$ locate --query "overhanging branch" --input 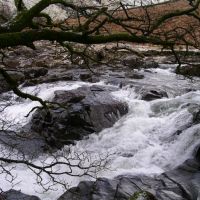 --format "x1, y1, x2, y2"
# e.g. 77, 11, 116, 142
0, 29, 174, 49
0, 68, 47, 108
